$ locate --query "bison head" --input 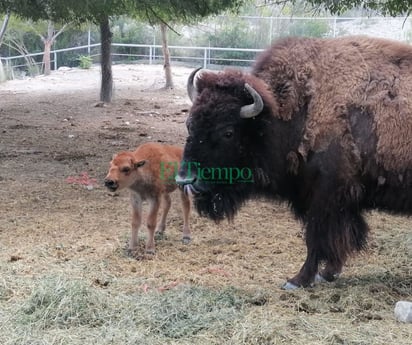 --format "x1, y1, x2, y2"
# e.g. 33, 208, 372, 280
177, 68, 282, 222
